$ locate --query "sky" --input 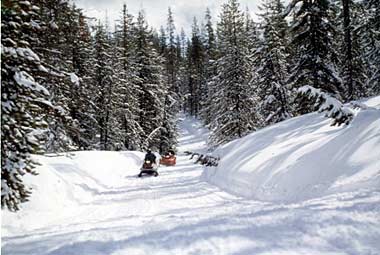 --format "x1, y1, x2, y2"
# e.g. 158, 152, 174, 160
72, 0, 264, 35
